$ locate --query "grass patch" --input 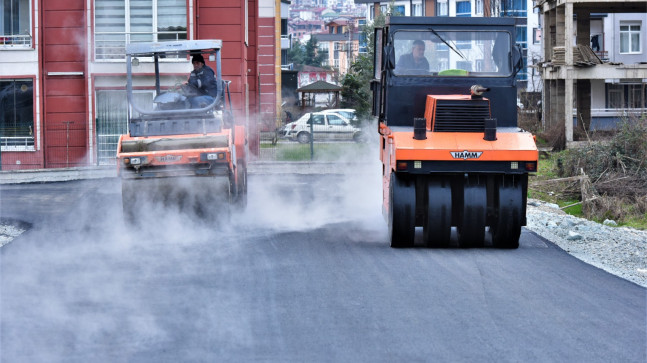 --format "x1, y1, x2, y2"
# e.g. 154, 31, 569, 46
263, 141, 372, 161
